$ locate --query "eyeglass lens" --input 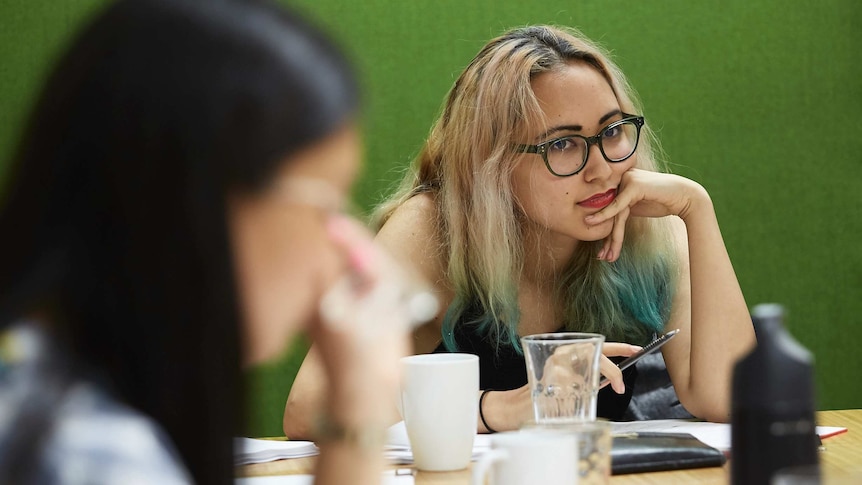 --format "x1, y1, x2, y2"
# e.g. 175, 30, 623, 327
546, 120, 639, 176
